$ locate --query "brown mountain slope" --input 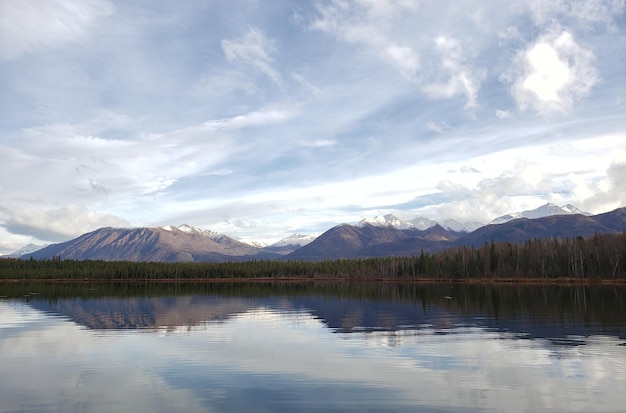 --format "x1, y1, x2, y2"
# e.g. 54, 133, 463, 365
286, 208, 626, 260
361, 225, 460, 257
24, 226, 278, 262
456, 208, 626, 248
285, 224, 408, 260
592, 206, 626, 229
286, 224, 460, 260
